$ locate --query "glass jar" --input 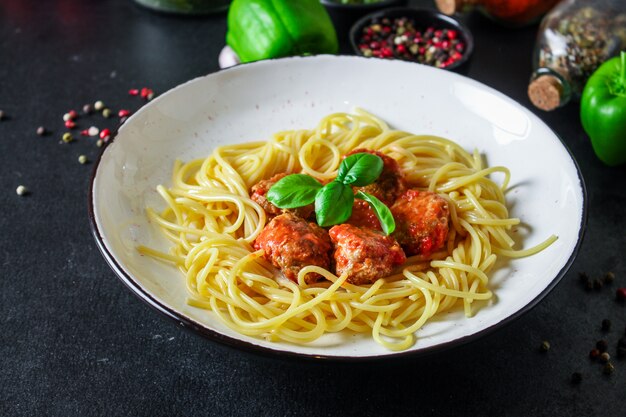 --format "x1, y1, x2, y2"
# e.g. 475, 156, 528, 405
435, 0, 560, 27
528, 0, 626, 111
134, 0, 231, 15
